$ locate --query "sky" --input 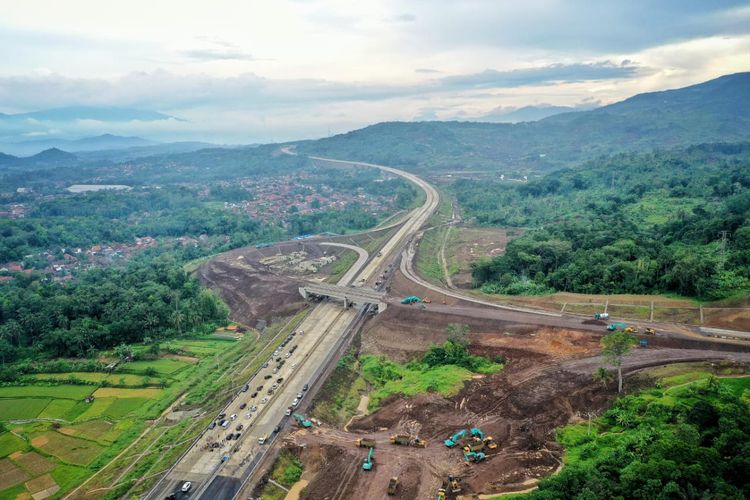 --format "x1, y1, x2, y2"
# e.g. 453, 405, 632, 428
1, 0, 749, 144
